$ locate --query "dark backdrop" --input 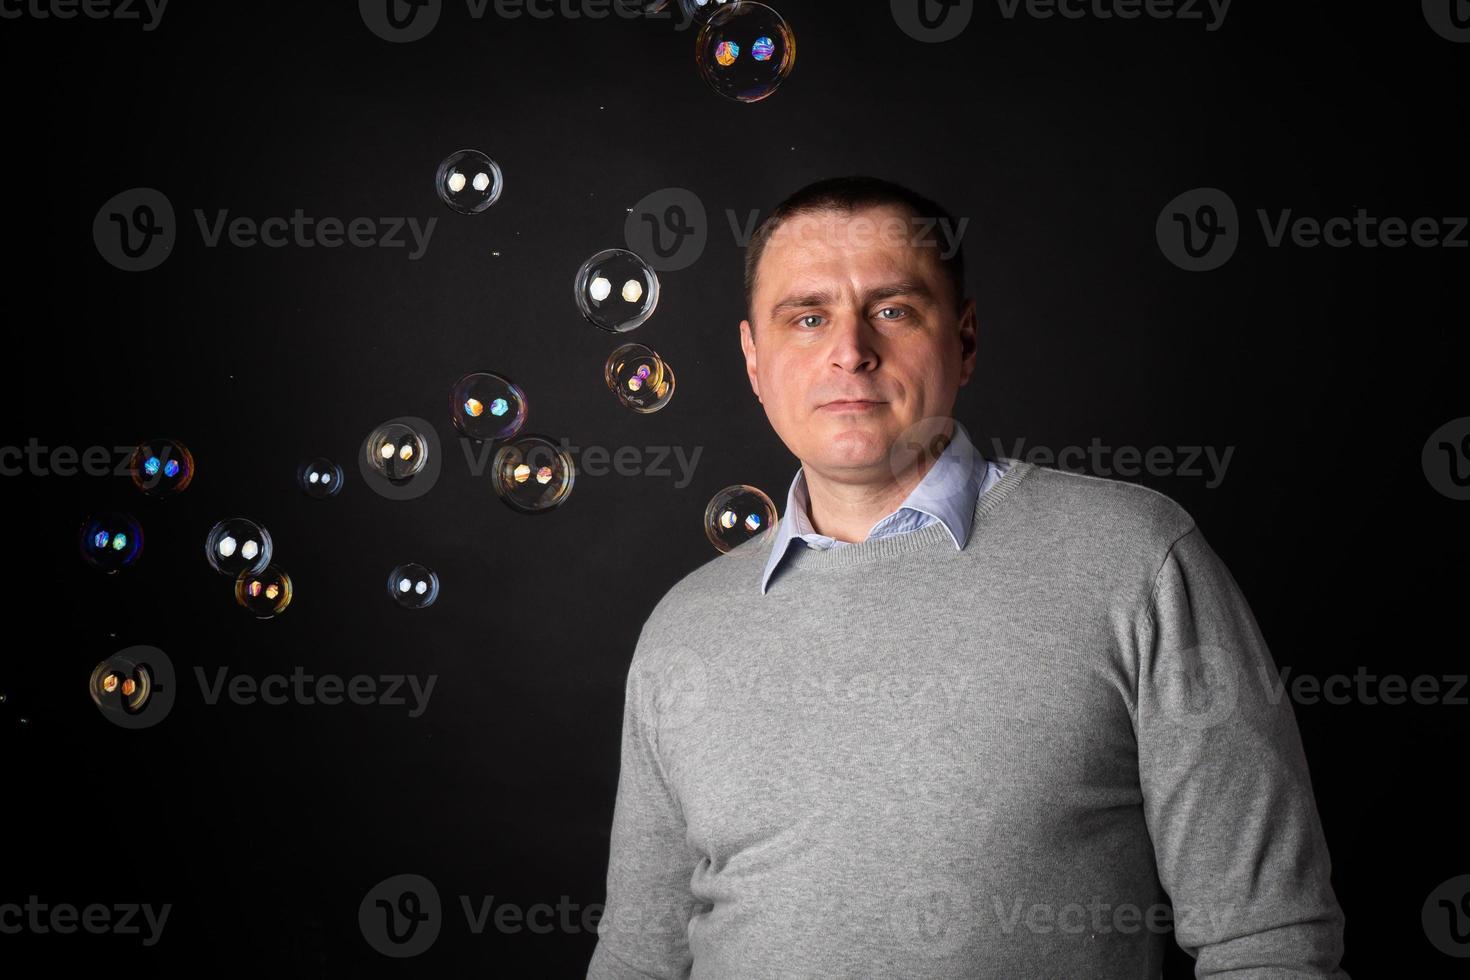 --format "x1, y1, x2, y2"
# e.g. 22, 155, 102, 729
4, 0, 1467, 975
